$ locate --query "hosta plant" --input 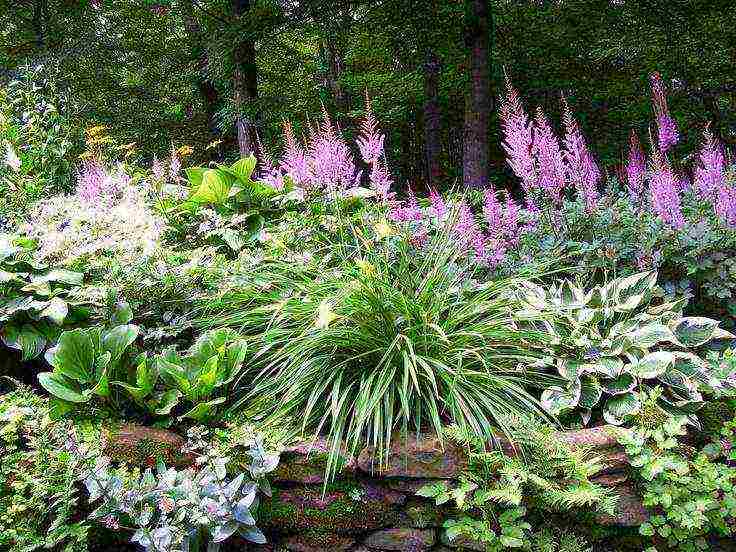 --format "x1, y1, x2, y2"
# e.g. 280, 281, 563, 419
153, 329, 248, 422
517, 271, 735, 424
0, 235, 89, 360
